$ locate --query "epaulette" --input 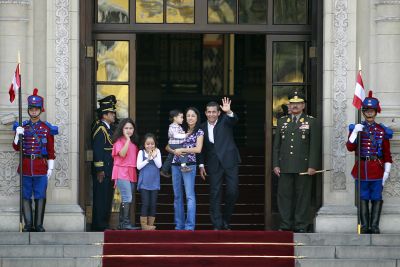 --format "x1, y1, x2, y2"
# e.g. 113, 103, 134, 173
12, 120, 29, 131
349, 124, 355, 131
92, 124, 113, 144
91, 120, 104, 135
44, 121, 59, 135
93, 125, 108, 138
380, 123, 393, 139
